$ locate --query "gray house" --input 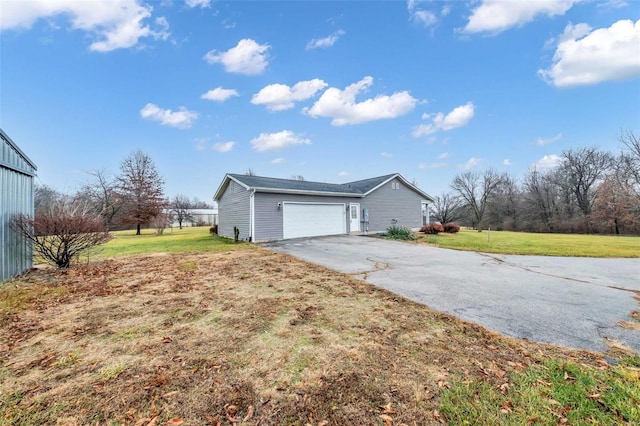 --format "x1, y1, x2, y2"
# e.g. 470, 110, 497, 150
1, 129, 37, 281
213, 173, 433, 242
